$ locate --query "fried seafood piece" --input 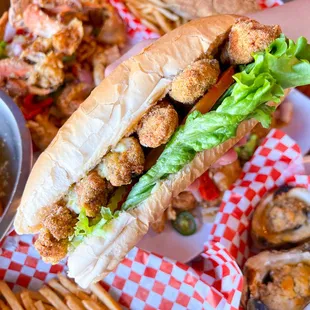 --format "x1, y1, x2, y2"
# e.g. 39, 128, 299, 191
28, 52, 64, 89
0, 58, 33, 82
266, 195, 309, 234
96, 4, 126, 45
75, 171, 110, 217
221, 18, 281, 65
98, 137, 145, 187
55, 83, 92, 118
23, 4, 63, 38
9, 0, 31, 28
21, 37, 52, 63
137, 102, 179, 148
76, 36, 97, 63
169, 59, 220, 104
52, 18, 84, 55
41, 204, 77, 240
209, 159, 241, 192
81, 0, 108, 8
92, 45, 121, 86
4, 79, 28, 97
172, 191, 197, 211
33, 0, 82, 12
27, 113, 58, 150
35, 229, 68, 264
